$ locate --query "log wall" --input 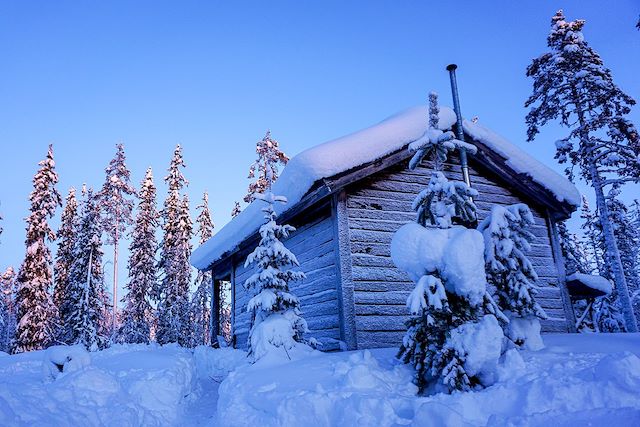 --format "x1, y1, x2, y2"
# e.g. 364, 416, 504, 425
231, 203, 342, 350
345, 157, 571, 348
